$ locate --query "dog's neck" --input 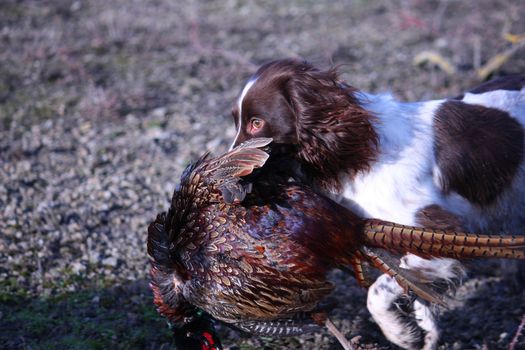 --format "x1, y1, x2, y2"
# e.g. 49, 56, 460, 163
322, 91, 439, 190
357, 92, 434, 156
